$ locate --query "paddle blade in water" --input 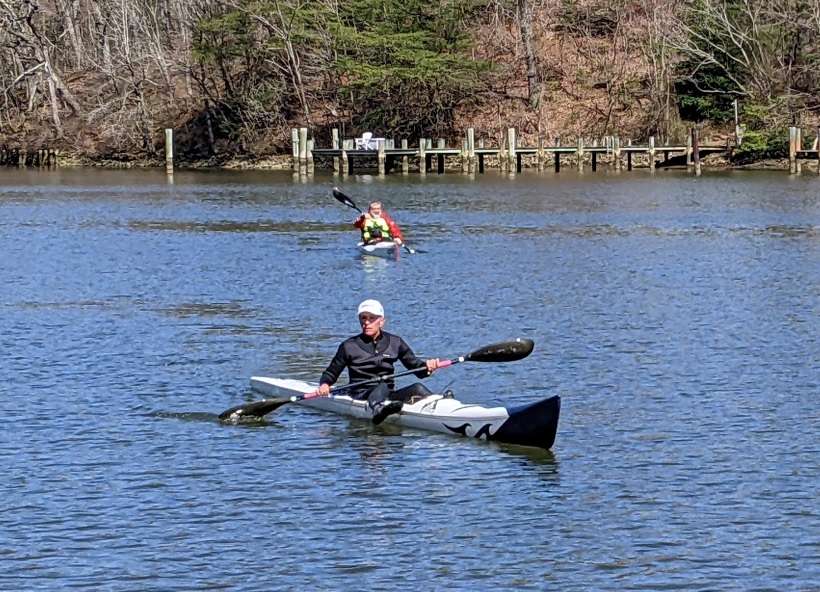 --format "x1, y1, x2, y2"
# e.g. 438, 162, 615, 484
218, 397, 291, 421
465, 338, 534, 363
